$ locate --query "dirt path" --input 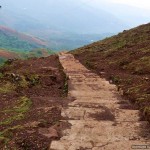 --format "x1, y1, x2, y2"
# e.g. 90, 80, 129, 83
50, 53, 150, 150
